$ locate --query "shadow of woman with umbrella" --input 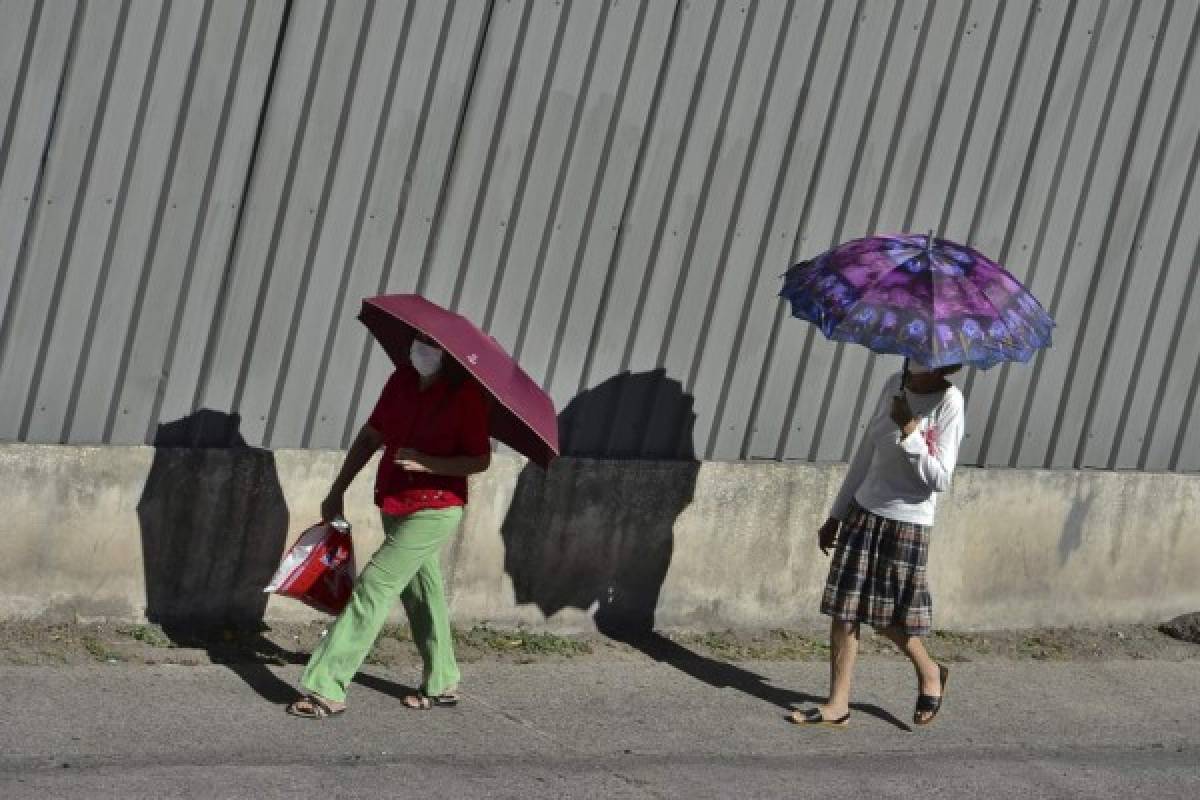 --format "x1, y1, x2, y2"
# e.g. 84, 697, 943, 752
500, 370, 910, 730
